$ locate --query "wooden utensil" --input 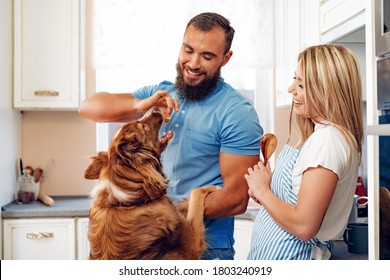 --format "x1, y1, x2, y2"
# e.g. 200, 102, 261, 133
260, 133, 277, 166
38, 193, 55, 206
33, 168, 43, 183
